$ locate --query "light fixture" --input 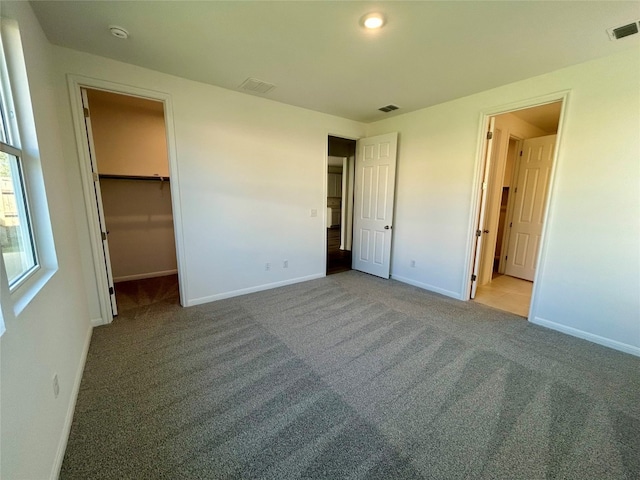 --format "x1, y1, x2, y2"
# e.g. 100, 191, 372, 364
109, 26, 129, 39
361, 13, 385, 30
